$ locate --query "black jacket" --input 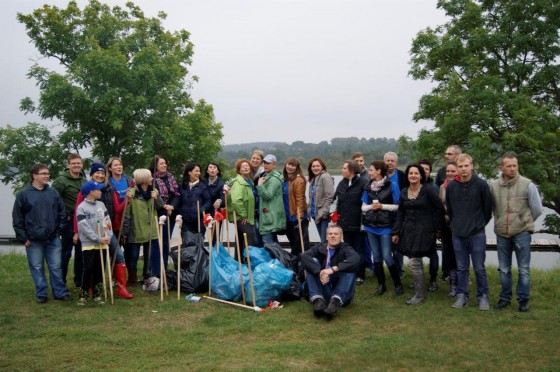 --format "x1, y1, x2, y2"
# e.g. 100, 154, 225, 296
301, 241, 361, 277
12, 184, 67, 242
446, 173, 493, 238
392, 185, 444, 258
334, 175, 368, 231
203, 176, 225, 215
